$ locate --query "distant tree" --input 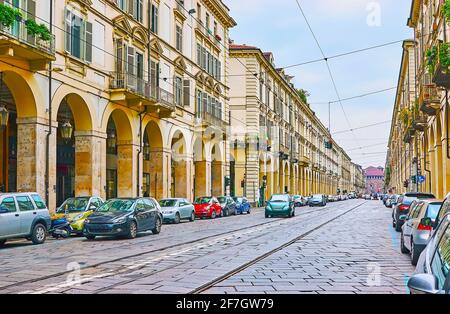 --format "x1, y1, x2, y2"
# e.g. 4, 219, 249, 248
296, 89, 310, 105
